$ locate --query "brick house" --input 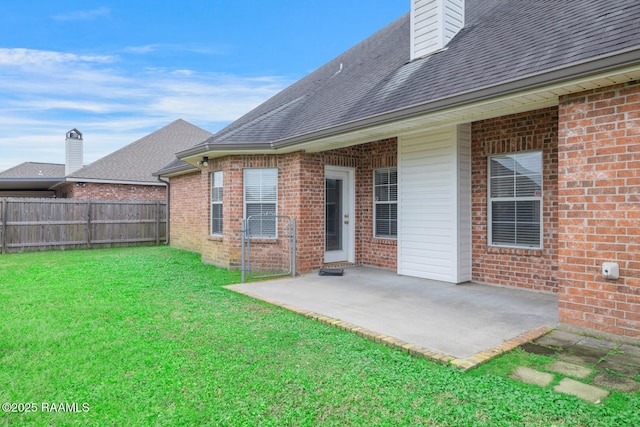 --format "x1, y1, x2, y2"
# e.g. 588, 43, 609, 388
159, 0, 640, 338
0, 120, 212, 201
